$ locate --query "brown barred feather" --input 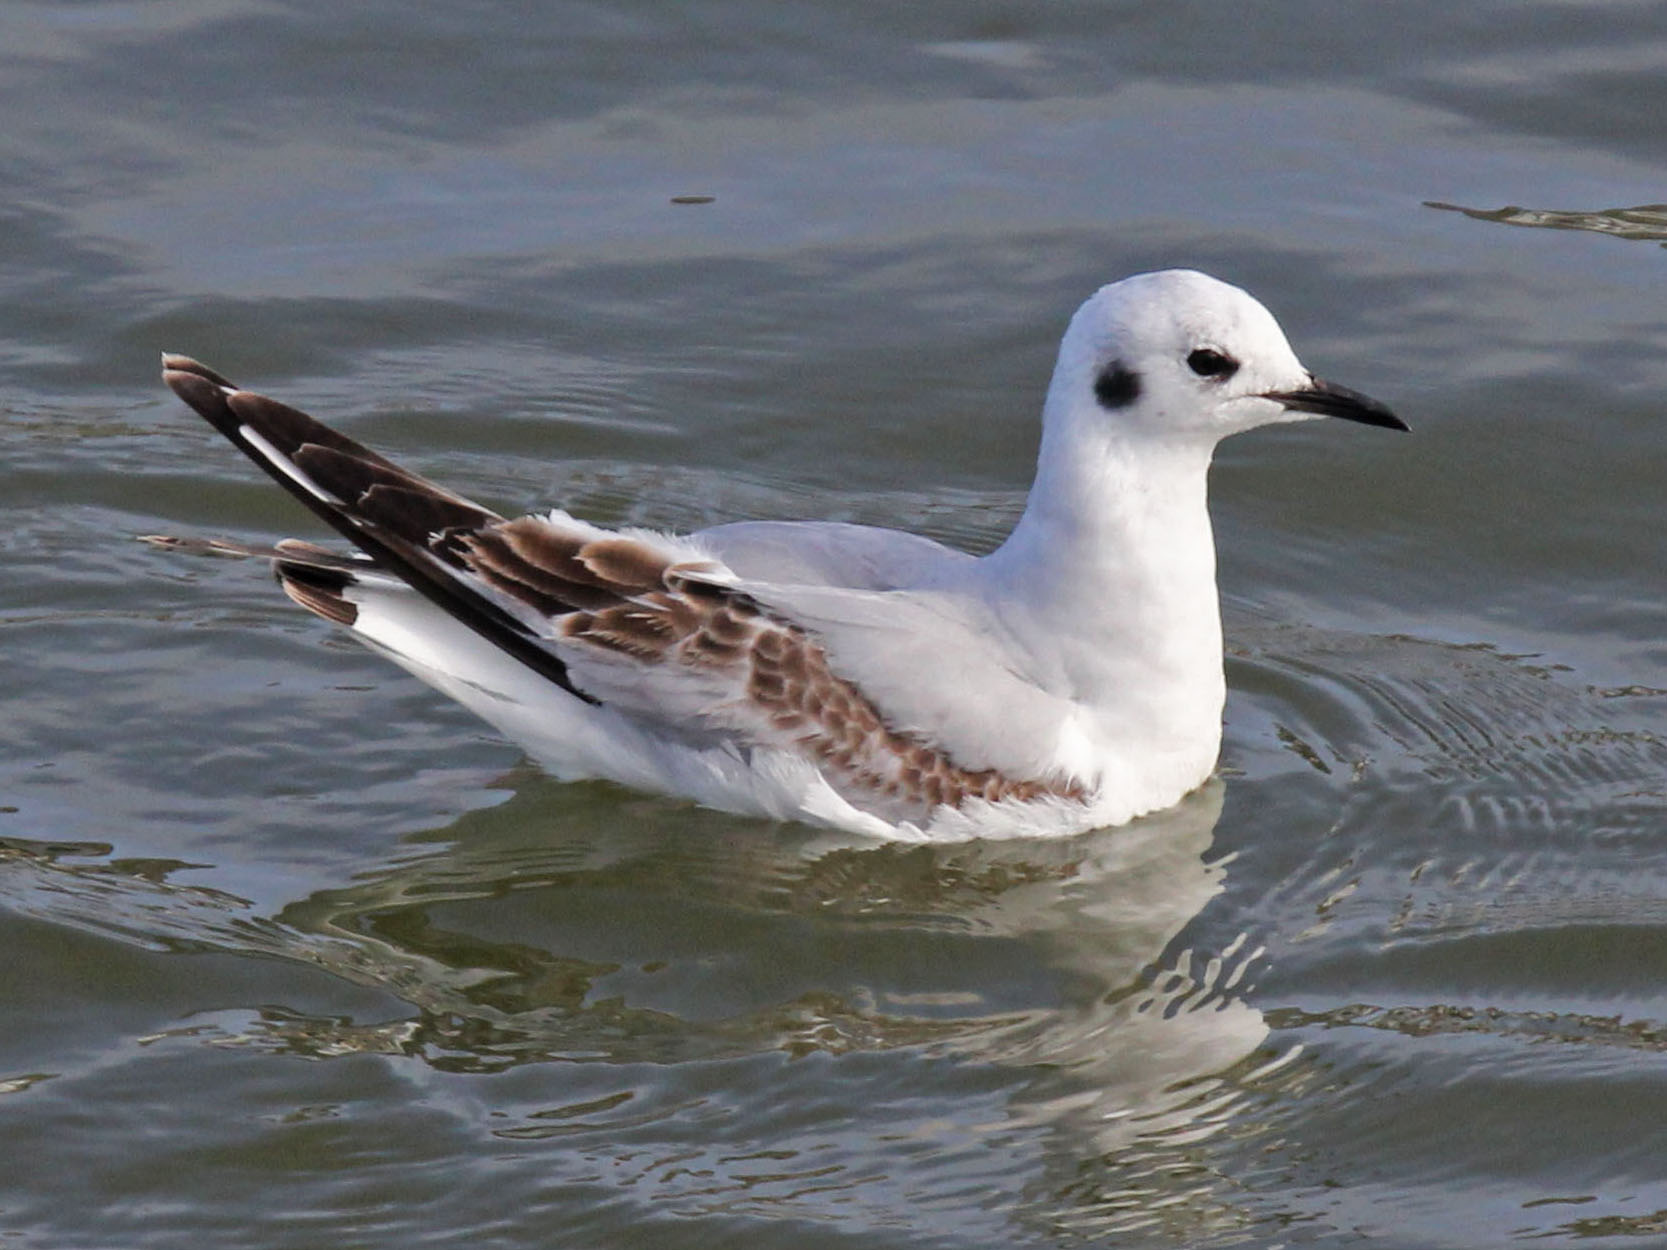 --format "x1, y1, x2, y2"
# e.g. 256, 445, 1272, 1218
163, 354, 1085, 819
